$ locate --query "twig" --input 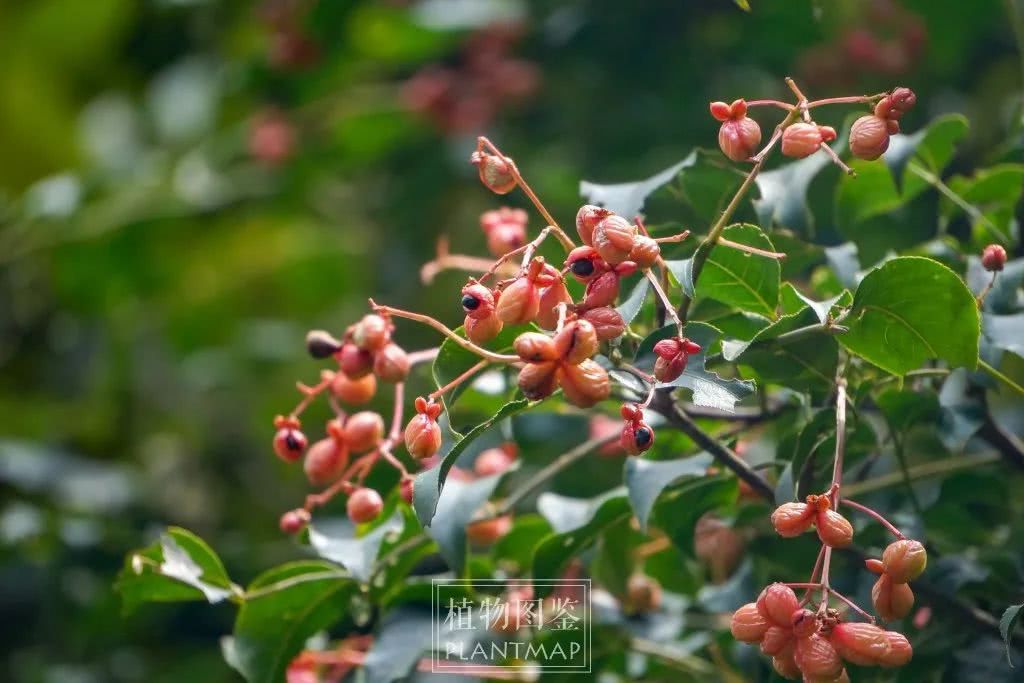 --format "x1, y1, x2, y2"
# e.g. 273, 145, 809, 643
979, 358, 1024, 396
372, 302, 518, 364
